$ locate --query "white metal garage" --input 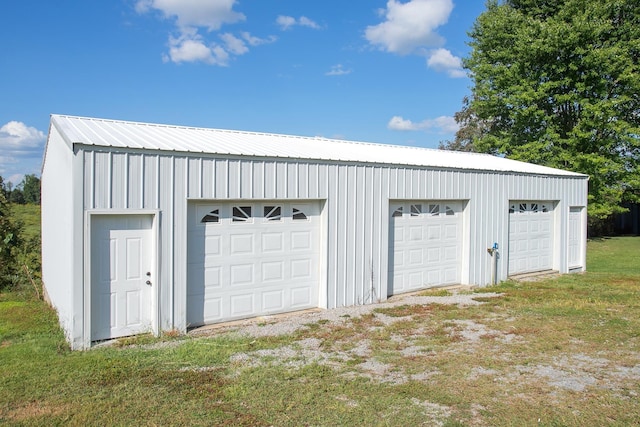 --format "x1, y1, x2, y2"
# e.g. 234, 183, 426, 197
389, 201, 464, 295
507, 202, 554, 275
187, 201, 322, 326
41, 115, 589, 349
